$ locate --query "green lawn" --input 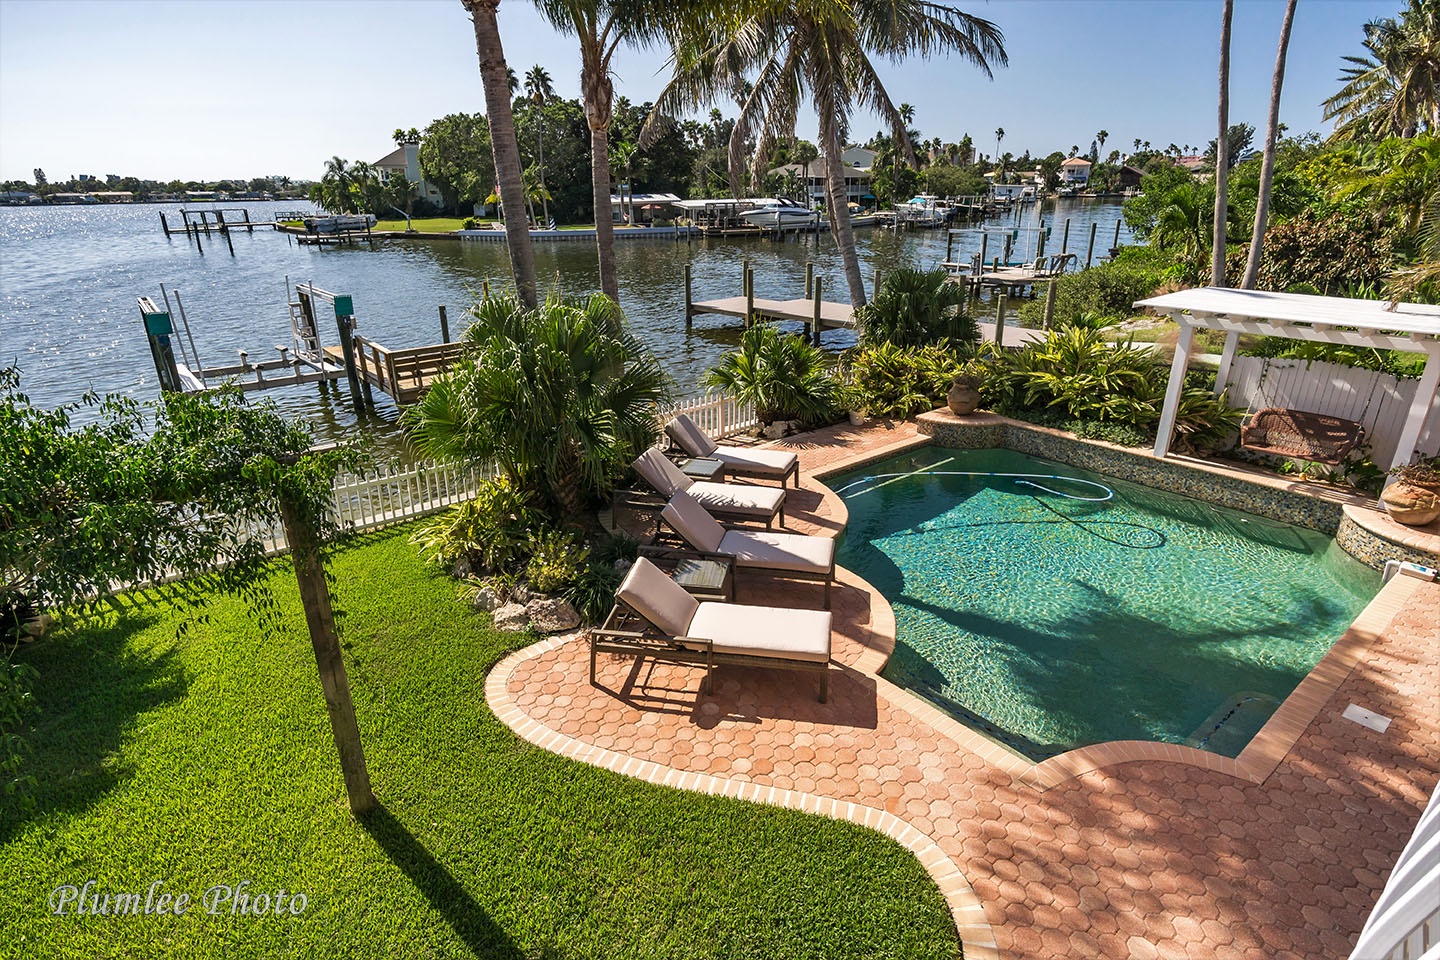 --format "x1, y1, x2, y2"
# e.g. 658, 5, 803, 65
373, 217, 483, 233
1, 528, 958, 959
